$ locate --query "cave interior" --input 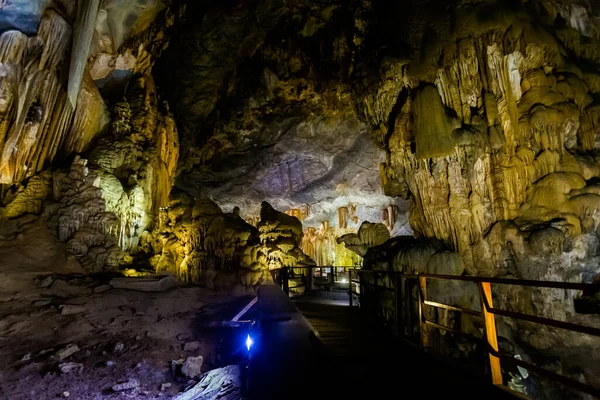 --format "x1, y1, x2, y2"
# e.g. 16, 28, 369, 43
0, 0, 600, 398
